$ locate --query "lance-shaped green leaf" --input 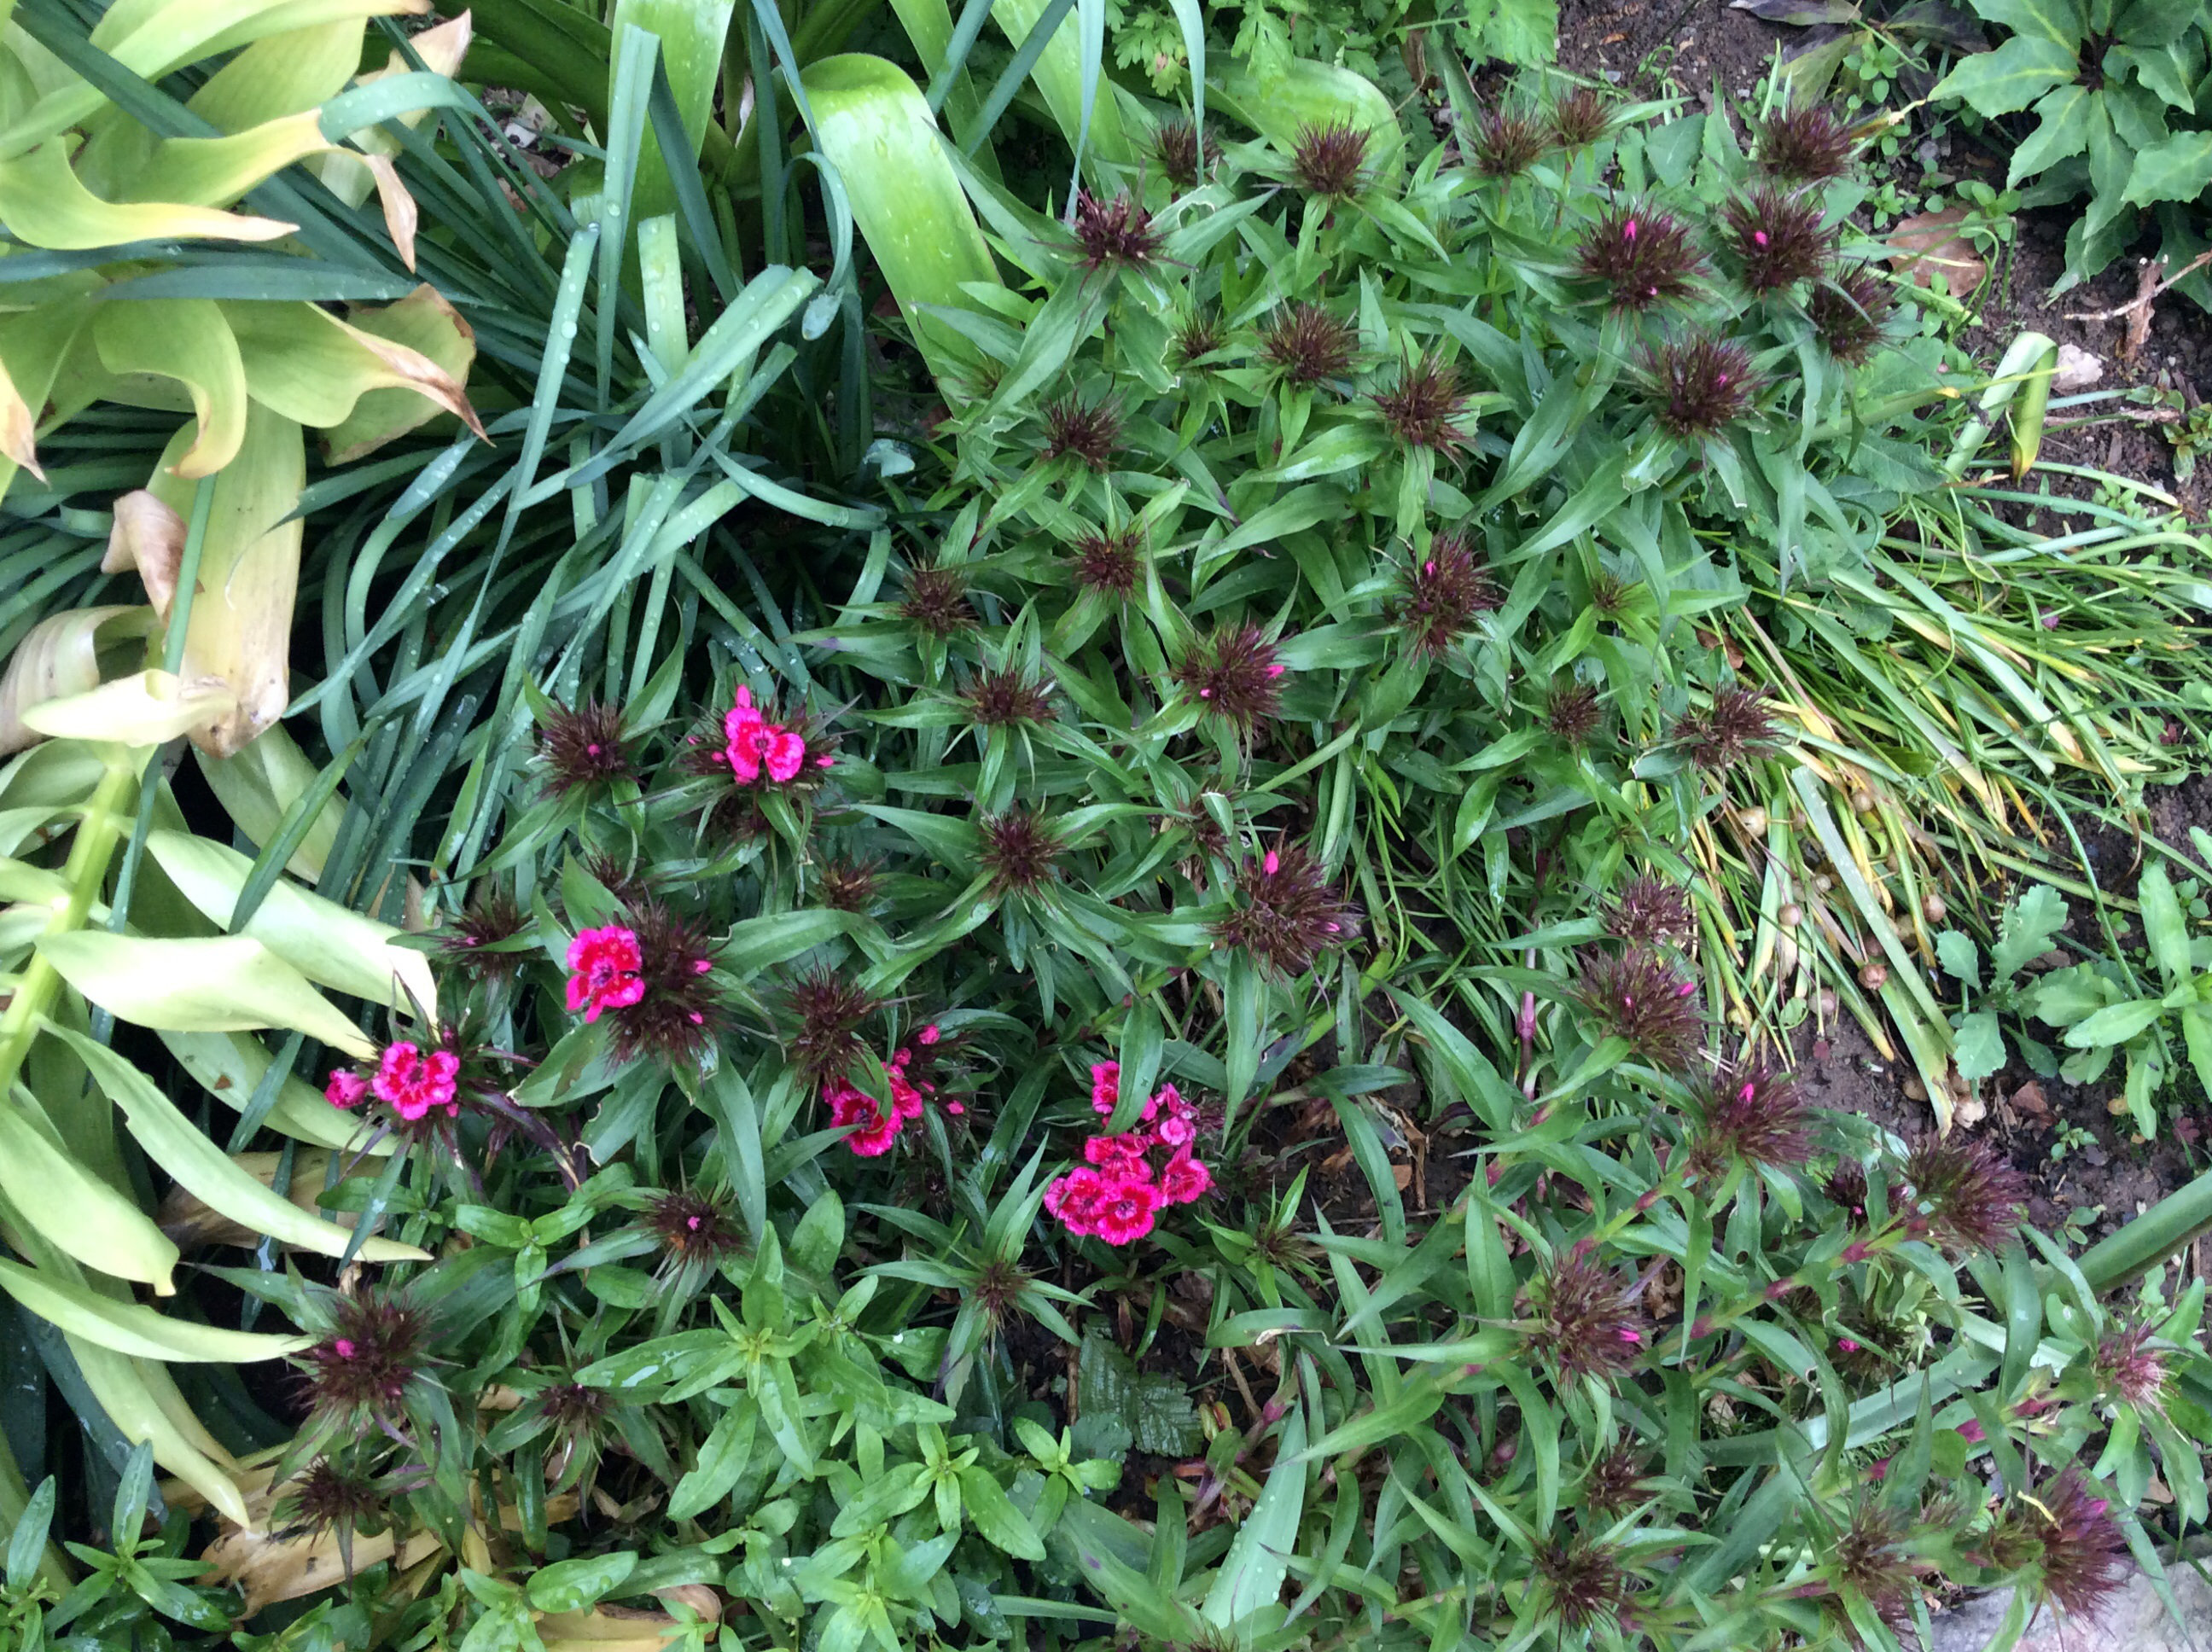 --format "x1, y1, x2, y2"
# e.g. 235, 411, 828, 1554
612, 0, 736, 218
0, 1088, 179, 1292
66, 1335, 247, 1527
987, 0, 1131, 167
803, 55, 1003, 384
146, 830, 435, 1017
0, 1259, 311, 1362
45, 1022, 426, 1260
37, 932, 376, 1057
